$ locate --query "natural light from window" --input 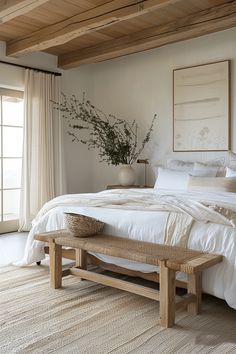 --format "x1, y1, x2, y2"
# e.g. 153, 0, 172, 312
1, 95, 23, 222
